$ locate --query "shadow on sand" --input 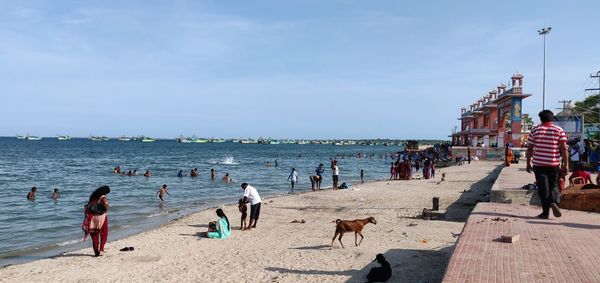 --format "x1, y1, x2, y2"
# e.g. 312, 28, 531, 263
444, 164, 504, 221
265, 247, 454, 282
